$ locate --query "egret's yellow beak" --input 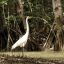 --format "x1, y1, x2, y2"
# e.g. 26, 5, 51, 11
27, 16, 32, 19
29, 16, 32, 18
